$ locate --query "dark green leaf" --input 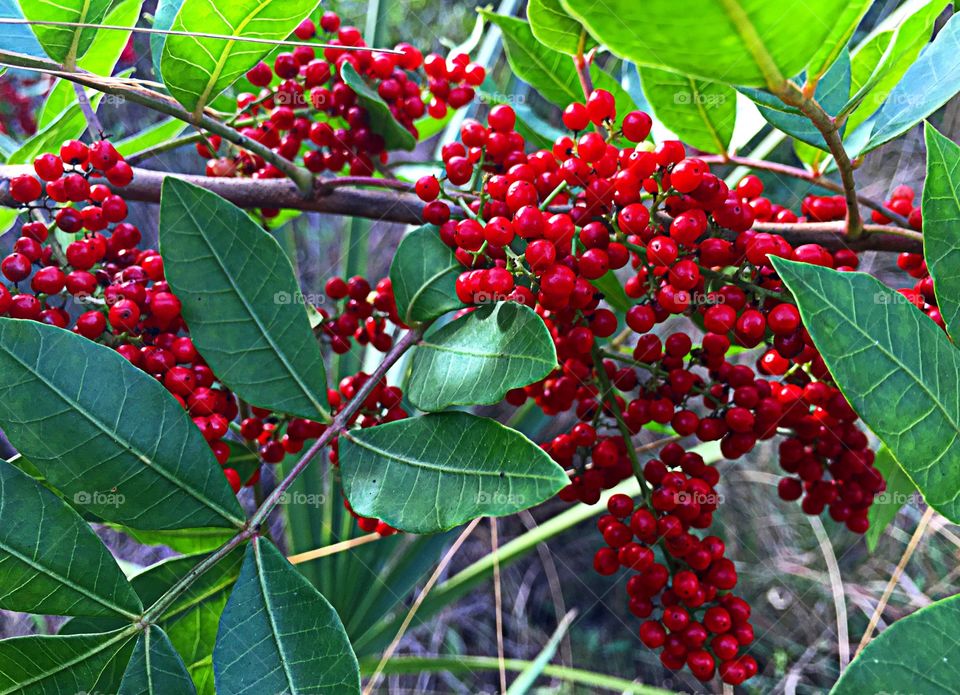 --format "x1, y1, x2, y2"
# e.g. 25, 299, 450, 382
0, 629, 137, 694
770, 257, 960, 524
390, 225, 465, 325
119, 627, 197, 695
479, 12, 634, 116
213, 538, 360, 694
527, 0, 596, 55
340, 63, 416, 151
63, 549, 245, 695
21, 0, 113, 64
0, 461, 140, 618
921, 123, 960, 340
340, 412, 569, 533
639, 67, 736, 153
846, 13, 960, 157
407, 302, 557, 411
0, 319, 245, 530
560, 0, 851, 88
739, 50, 850, 151
865, 446, 917, 553
159, 177, 329, 421
832, 594, 960, 694
159, 0, 320, 117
